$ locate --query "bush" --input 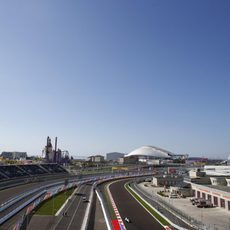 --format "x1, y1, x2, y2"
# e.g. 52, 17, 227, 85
157, 191, 168, 197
